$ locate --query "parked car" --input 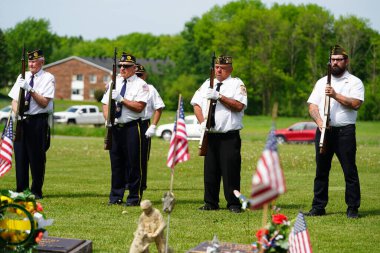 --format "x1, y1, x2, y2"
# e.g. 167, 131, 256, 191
0, 105, 12, 125
156, 115, 202, 141
54, 105, 105, 126
275, 121, 317, 144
